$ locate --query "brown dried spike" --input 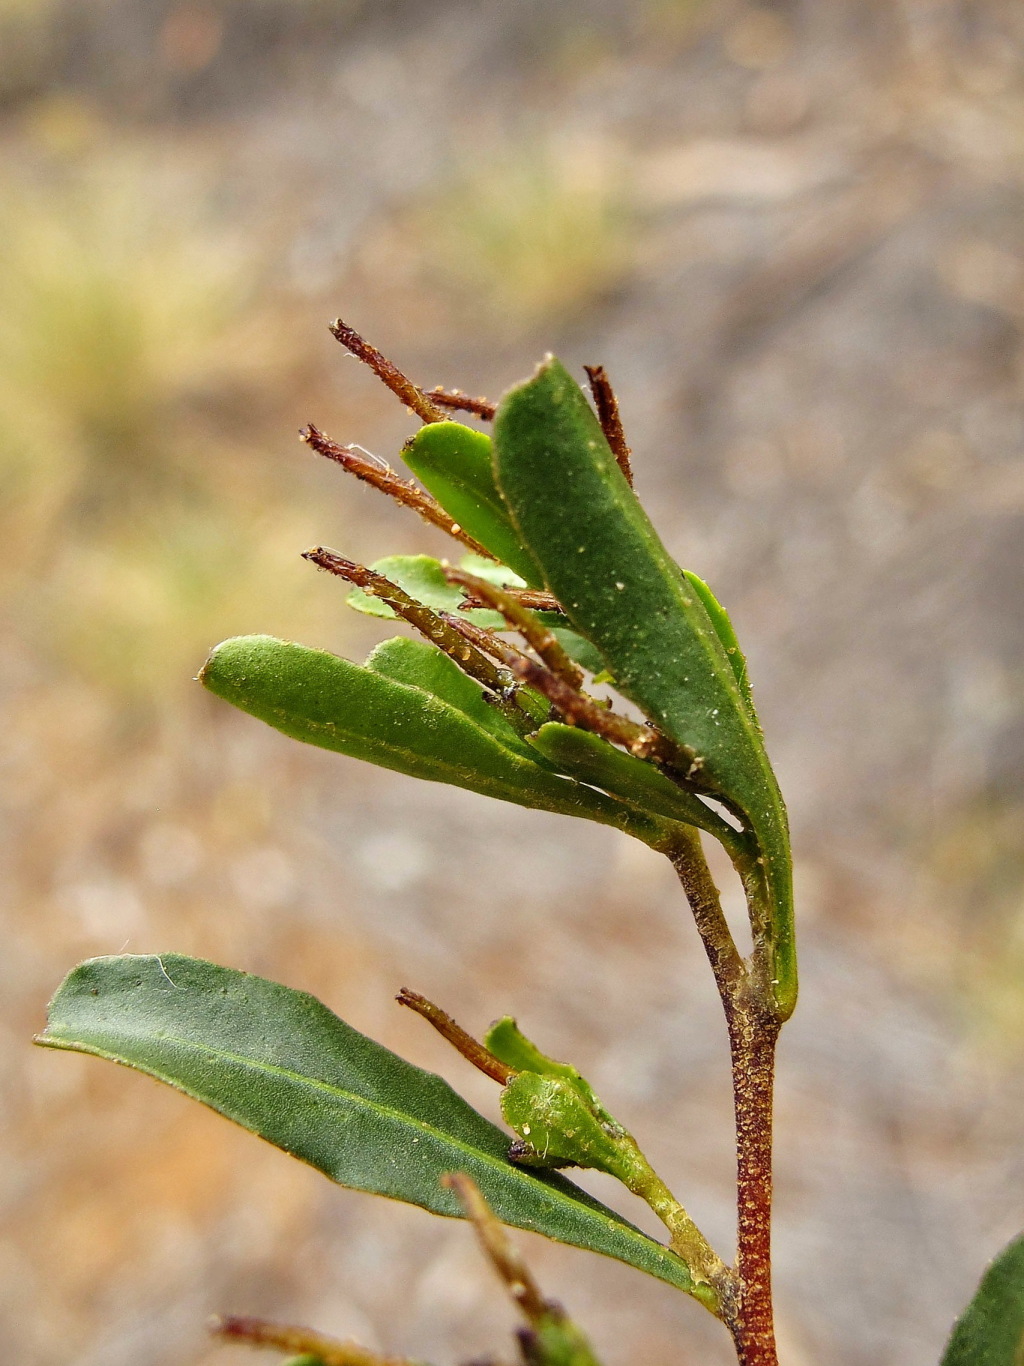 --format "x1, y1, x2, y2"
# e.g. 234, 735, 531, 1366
443, 566, 584, 691
505, 655, 658, 752
301, 423, 497, 562
210, 1315, 412, 1366
584, 364, 633, 486
441, 1174, 553, 1325
329, 319, 447, 425
423, 386, 497, 420
458, 585, 563, 614
302, 549, 505, 687
397, 989, 515, 1085
301, 548, 538, 737
439, 612, 535, 672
